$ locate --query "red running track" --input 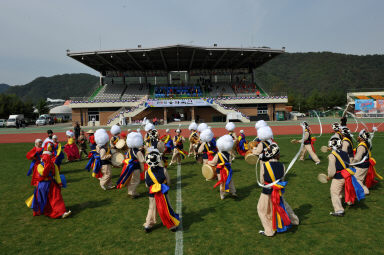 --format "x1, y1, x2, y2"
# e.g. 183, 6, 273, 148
0, 123, 382, 144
